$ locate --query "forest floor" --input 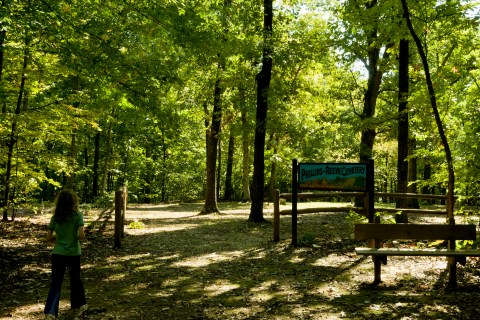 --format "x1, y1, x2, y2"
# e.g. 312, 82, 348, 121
1, 201, 480, 320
